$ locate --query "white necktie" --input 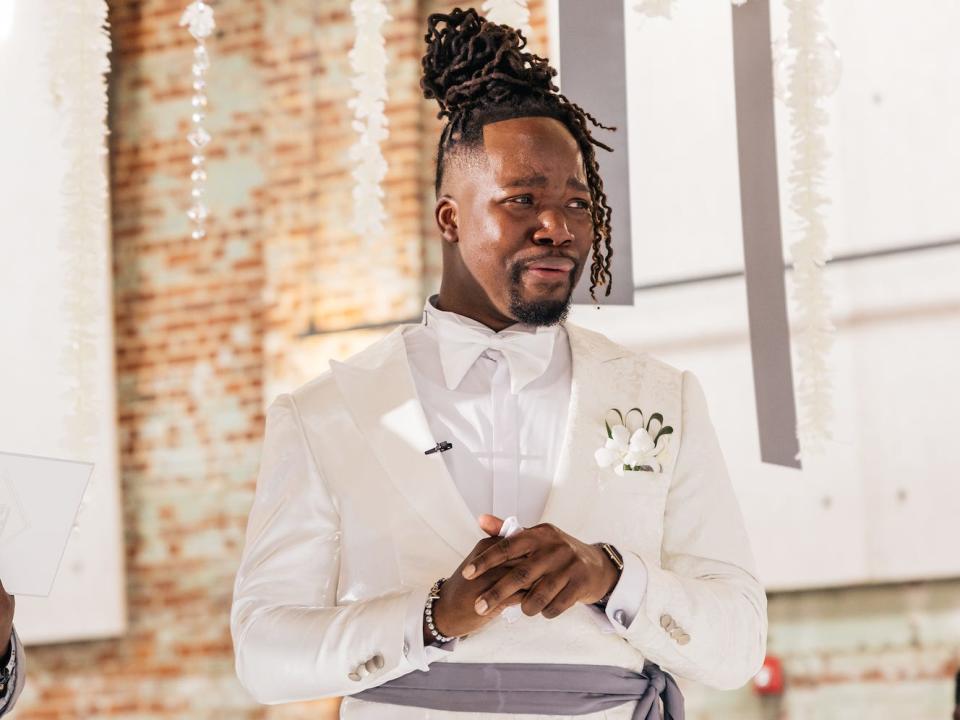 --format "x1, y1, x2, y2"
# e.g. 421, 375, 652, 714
425, 305, 558, 394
